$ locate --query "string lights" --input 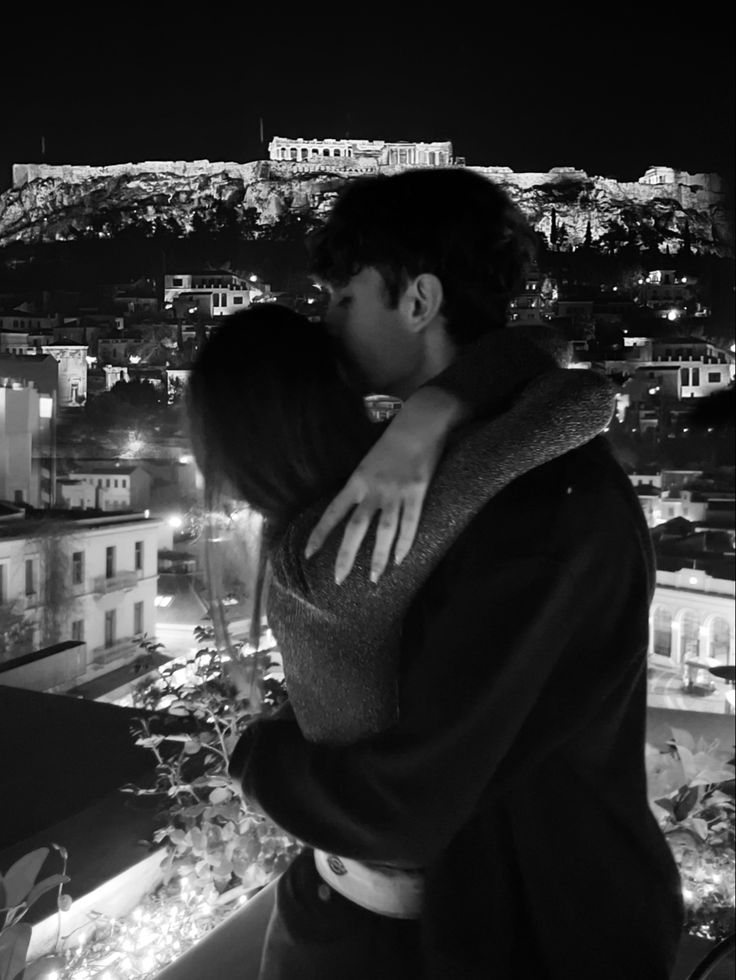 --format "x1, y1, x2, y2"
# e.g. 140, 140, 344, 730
31, 876, 255, 980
